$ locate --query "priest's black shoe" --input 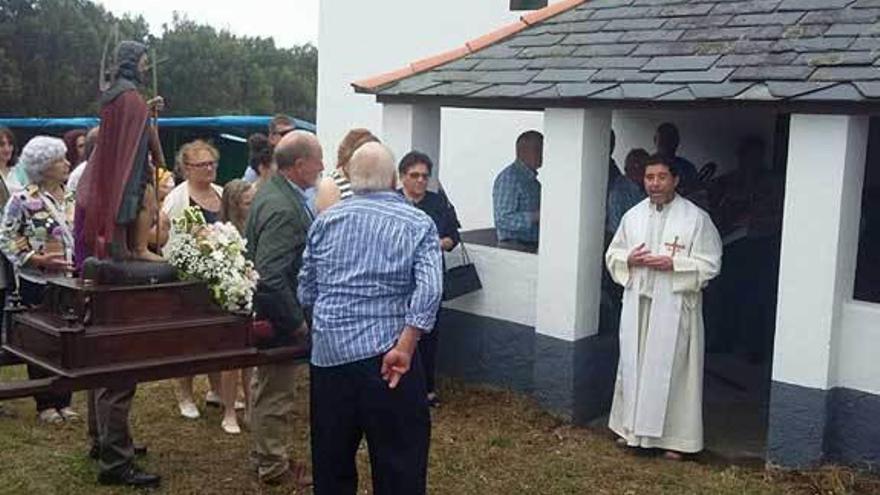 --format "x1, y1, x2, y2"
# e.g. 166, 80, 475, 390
97, 465, 161, 488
